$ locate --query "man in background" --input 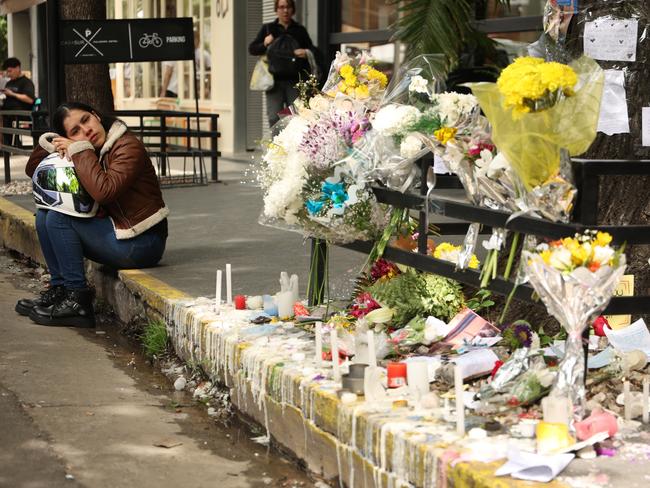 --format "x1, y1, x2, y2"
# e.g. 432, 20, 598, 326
1, 57, 36, 147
